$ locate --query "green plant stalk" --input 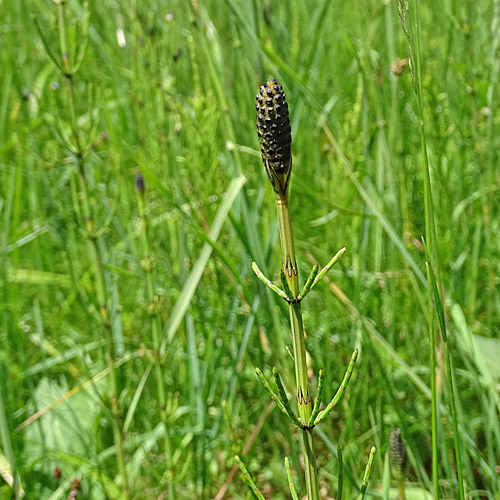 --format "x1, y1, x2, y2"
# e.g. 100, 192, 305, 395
76, 155, 129, 498
275, 193, 319, 500
442, 342, 465, 497
337, 444, 344, 500
398, 479, 406, 500
426, 265, 439, 500
55, 3, 129, 496
136, 191, 174, 495
412, 1, 465, 498
427, 265, 466, 500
